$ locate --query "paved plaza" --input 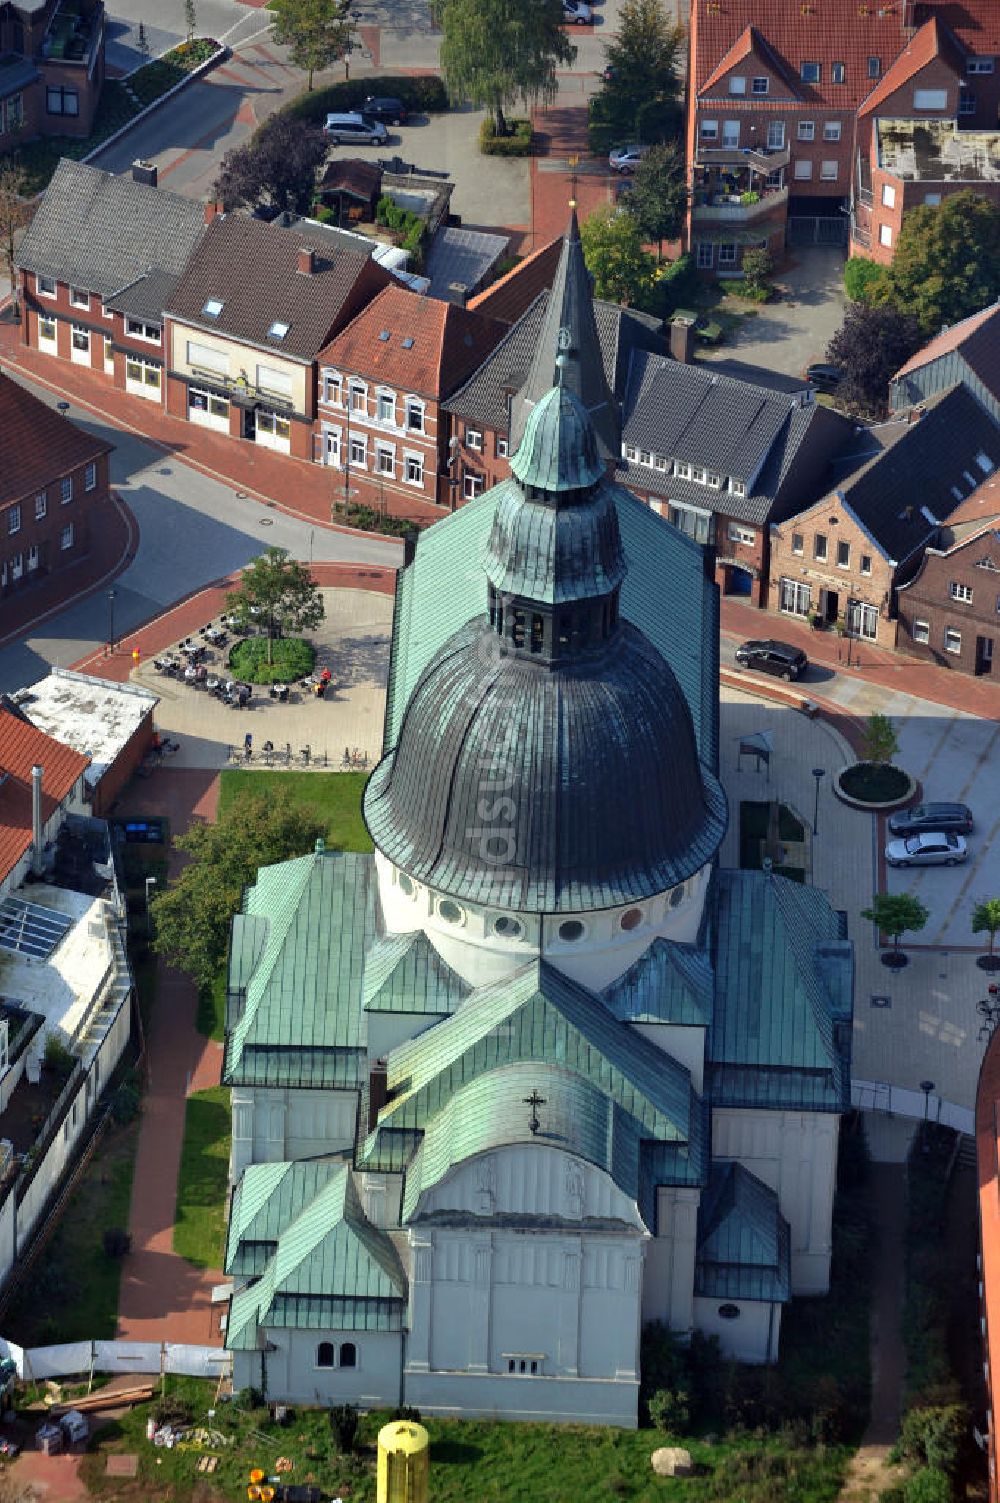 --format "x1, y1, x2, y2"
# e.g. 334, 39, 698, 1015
131, 587, 394, 770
